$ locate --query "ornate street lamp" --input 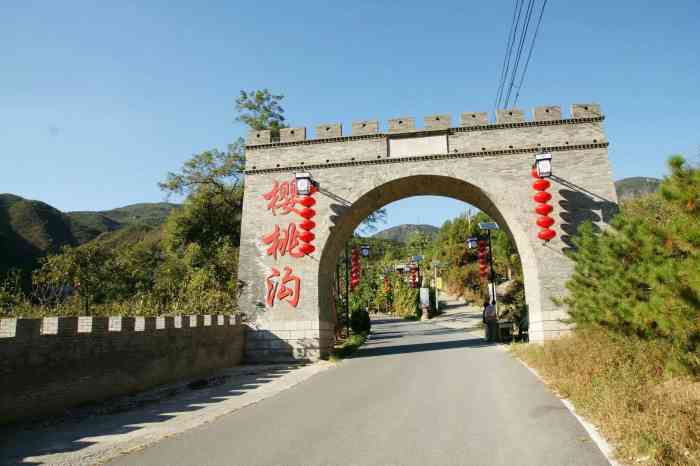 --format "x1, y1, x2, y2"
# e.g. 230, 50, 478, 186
360, 244, 370, 257
294, 172, 318, 195
534, 153, 552, 178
